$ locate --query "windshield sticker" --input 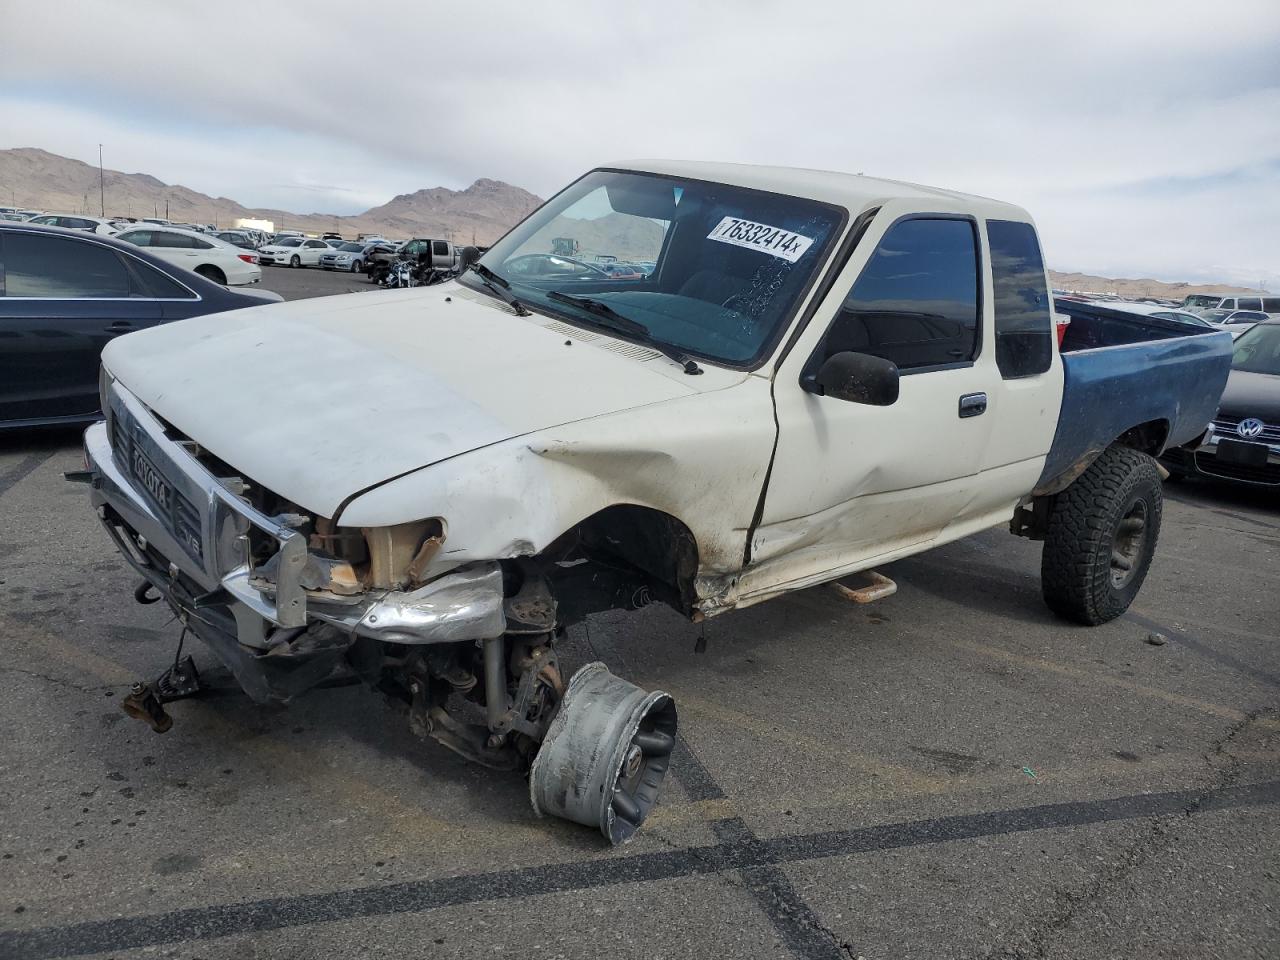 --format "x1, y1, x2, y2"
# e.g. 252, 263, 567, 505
706, 217, 814, 263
